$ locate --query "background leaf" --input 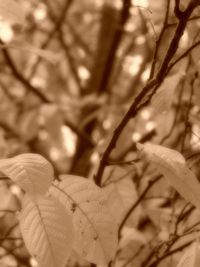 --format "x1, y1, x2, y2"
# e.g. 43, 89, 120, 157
0, 0, 25, 25
49, 175, 118, 265
19, 195, 74, 267
0, 153, 54, 196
